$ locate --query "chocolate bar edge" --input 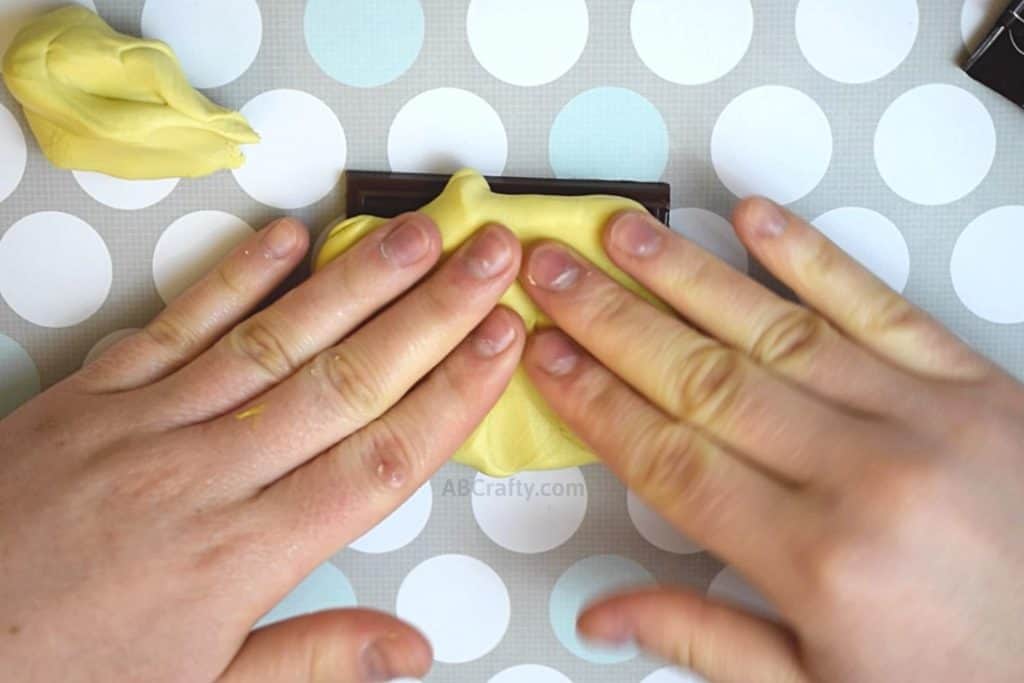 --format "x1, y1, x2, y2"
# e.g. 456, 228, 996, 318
344, 171, 672, 225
